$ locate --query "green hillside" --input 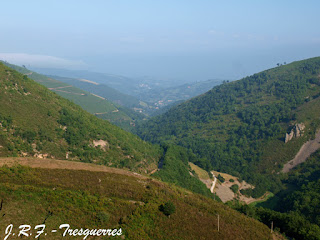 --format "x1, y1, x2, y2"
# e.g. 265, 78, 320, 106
0, 62, 160, 172
258, 148, 320, 228
0, 161, 277, 240
0, 61, 140, 130
136, 57, 320, 196
0, 62, 218, 198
